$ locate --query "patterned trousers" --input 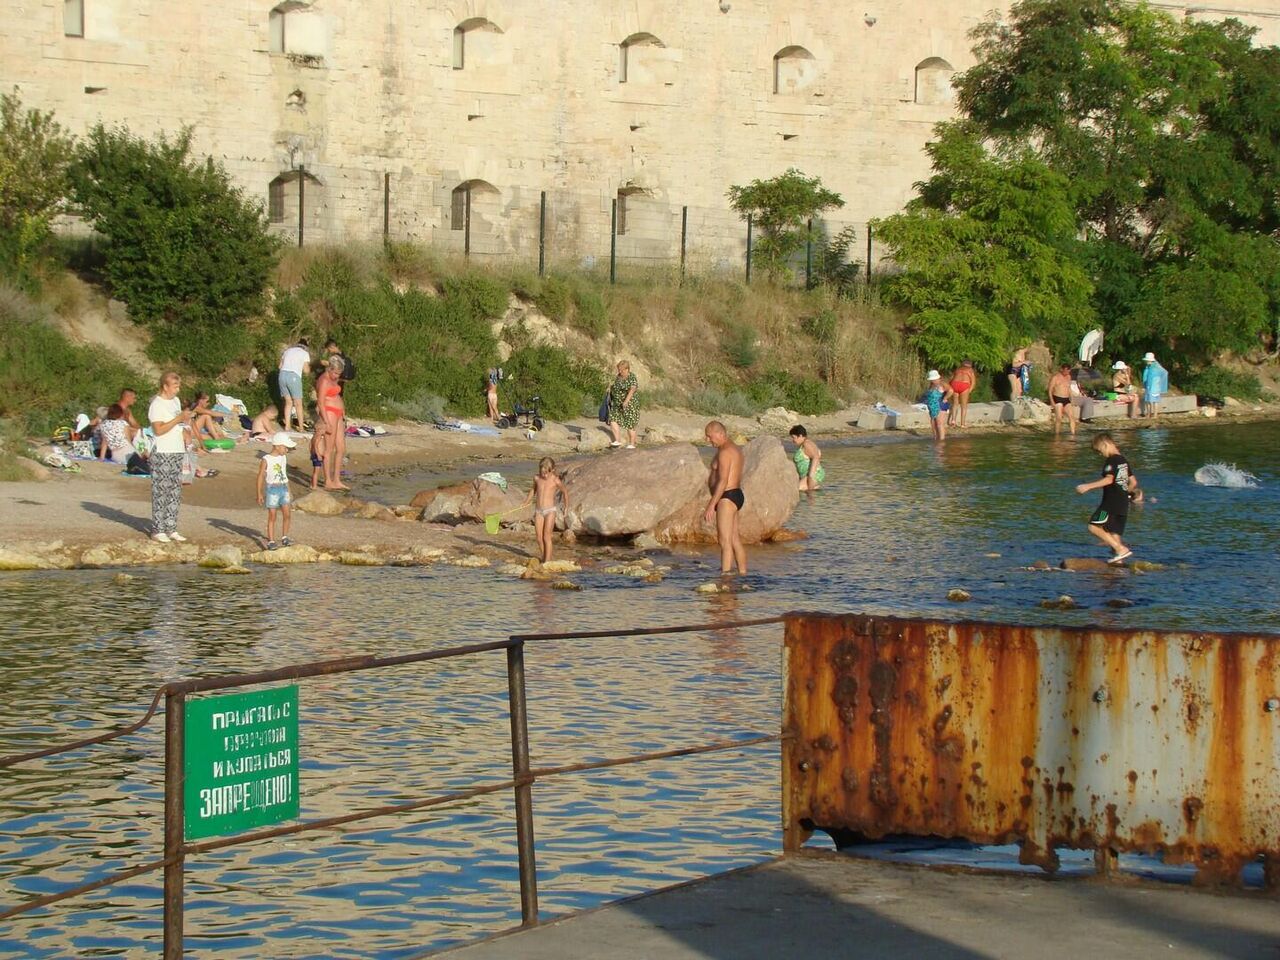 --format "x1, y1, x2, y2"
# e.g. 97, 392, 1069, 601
151, 452, 184, 534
